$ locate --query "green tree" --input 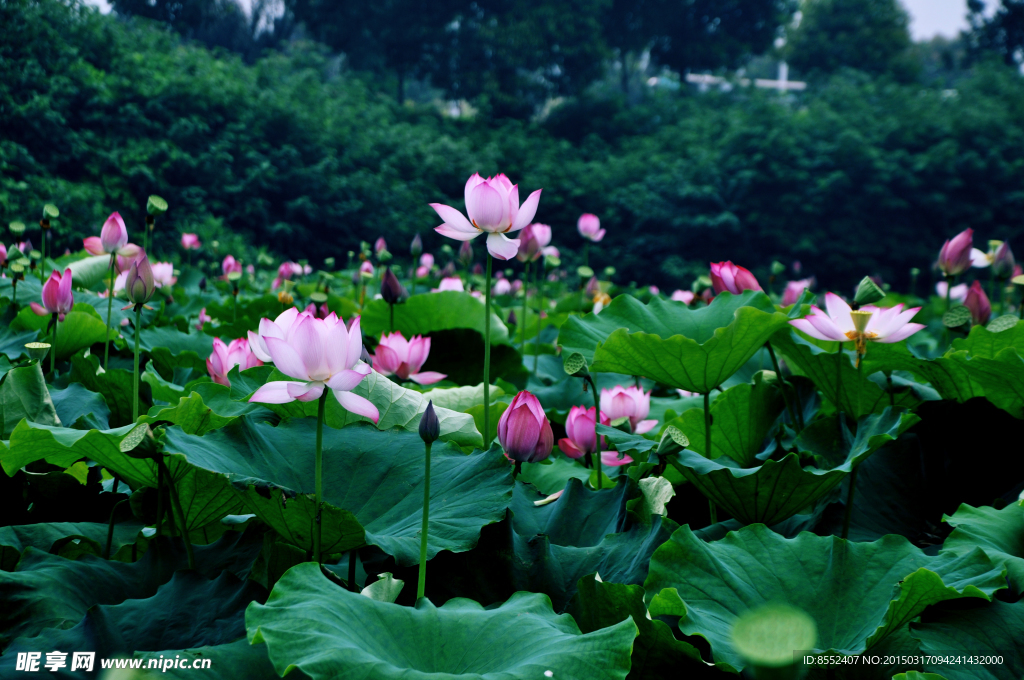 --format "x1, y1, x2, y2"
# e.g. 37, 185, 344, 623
967, 0, 1024, 68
